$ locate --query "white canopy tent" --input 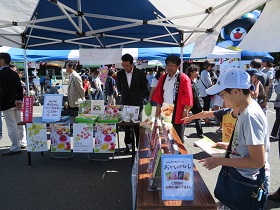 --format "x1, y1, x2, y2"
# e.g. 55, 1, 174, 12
0, 0, 269, 95
207, 46, 241, 59
238, 0, 280, 52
